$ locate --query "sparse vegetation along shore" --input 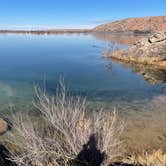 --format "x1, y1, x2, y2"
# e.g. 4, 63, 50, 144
0, 82, 165, 165
4, 81, 124, 166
